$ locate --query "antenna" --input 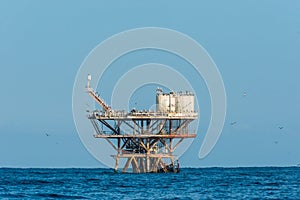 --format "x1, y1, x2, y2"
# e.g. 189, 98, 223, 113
87, 74, 92, 88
